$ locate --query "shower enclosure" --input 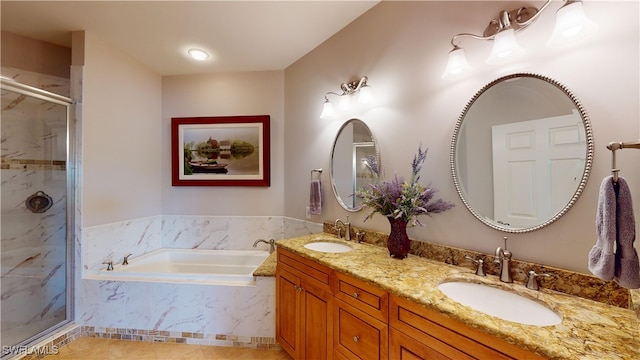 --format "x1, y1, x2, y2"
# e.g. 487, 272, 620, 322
1, 78, 73, 357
